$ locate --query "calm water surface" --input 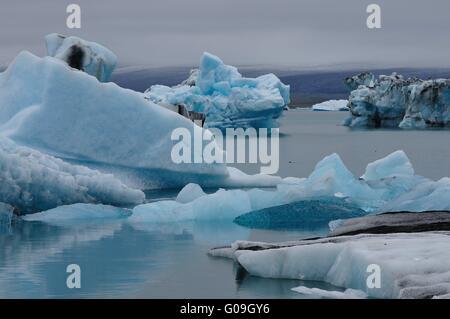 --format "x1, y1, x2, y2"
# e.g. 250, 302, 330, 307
1, 109, 450, 298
